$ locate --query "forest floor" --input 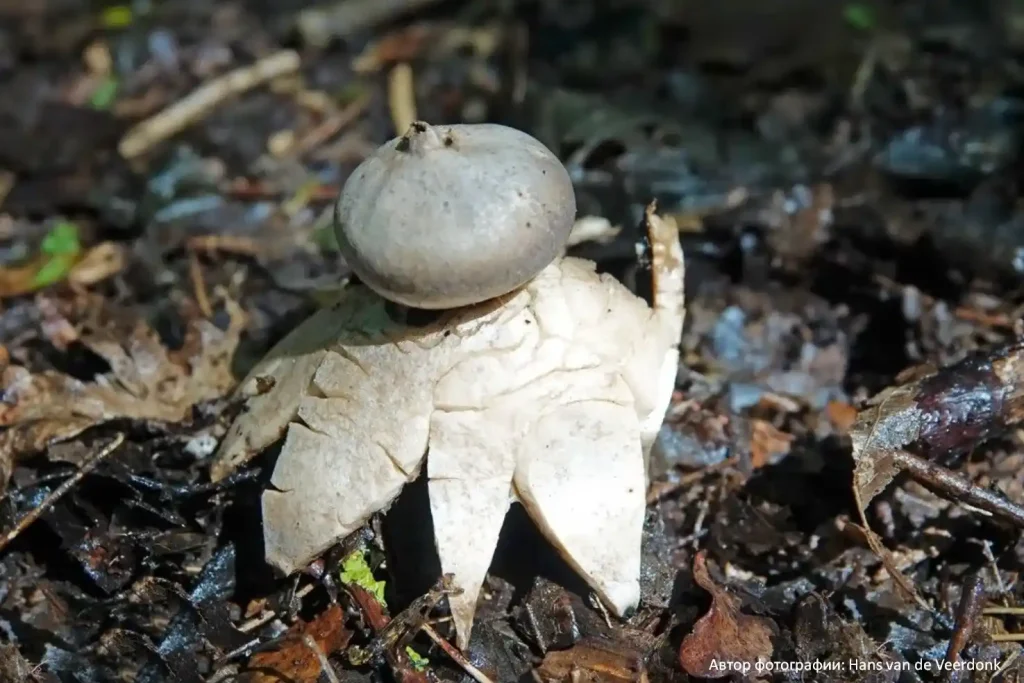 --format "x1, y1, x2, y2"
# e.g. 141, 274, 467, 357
1, 1, 1024, 681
